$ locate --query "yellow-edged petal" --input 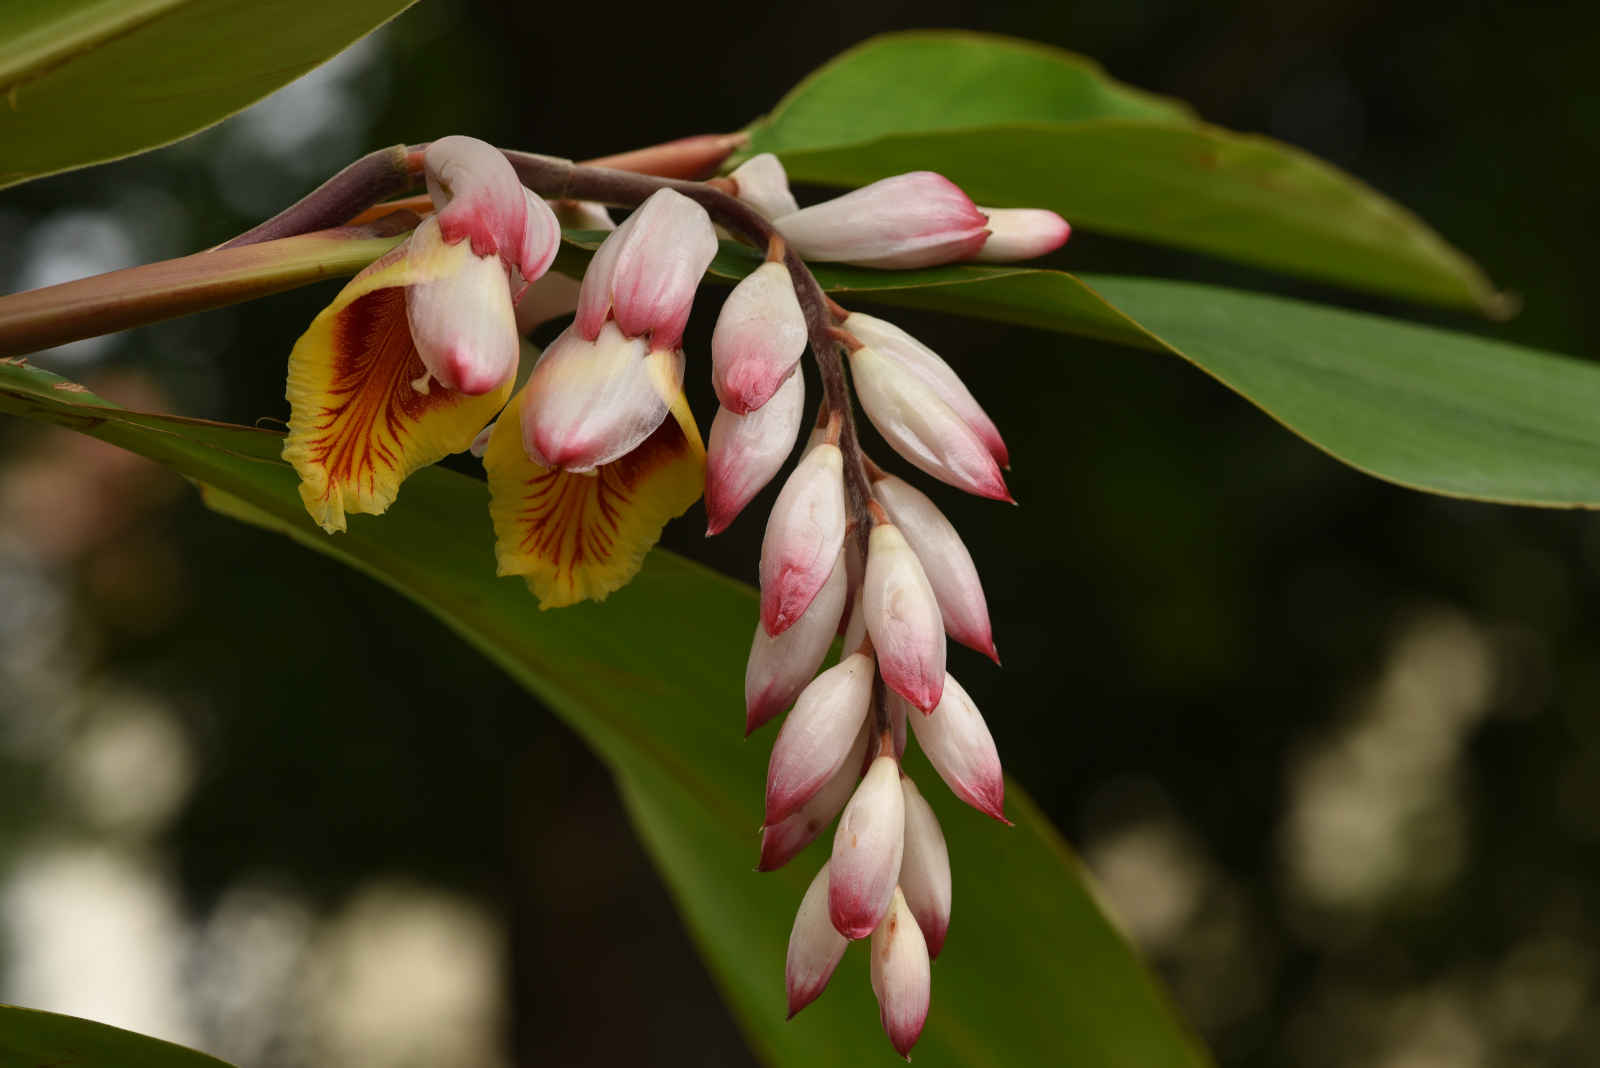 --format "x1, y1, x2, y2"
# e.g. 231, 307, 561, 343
484, 386, 705, 608
283, 242, 512, 533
